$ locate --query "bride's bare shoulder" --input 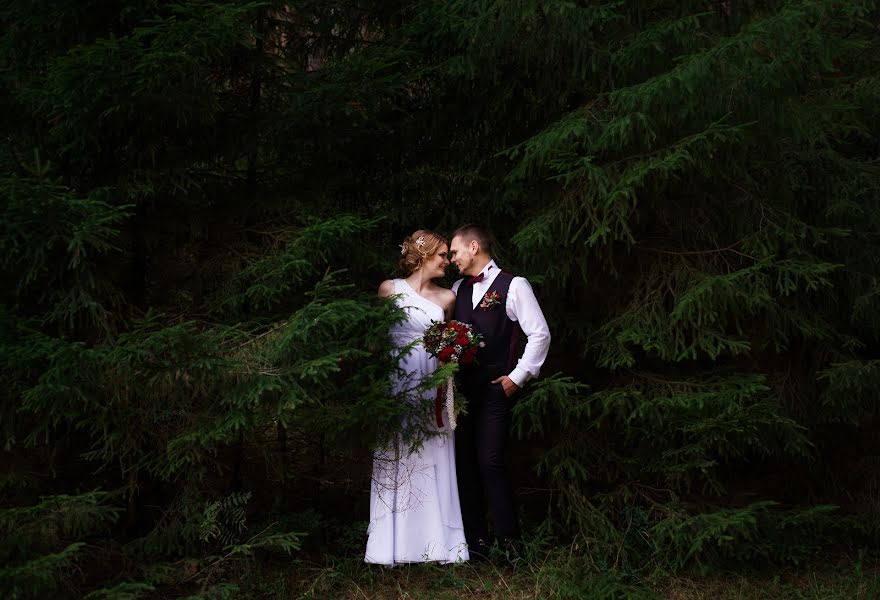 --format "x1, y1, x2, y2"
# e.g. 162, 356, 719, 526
377, 279, 396, 298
